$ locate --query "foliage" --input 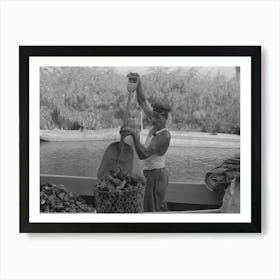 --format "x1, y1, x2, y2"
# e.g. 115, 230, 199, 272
40, 67, 240, 134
